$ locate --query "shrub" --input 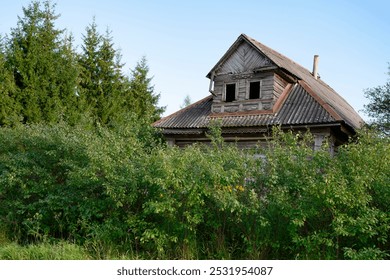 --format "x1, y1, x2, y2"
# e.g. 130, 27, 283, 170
252, 129, 390, 259
0, 123, 388, 259
0, 122, 151, 245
